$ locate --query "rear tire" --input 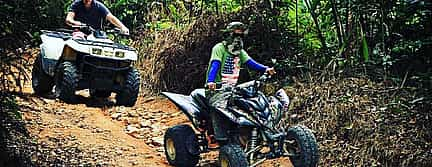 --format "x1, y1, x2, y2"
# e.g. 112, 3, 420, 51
164, 124, 200, 167
116, 68, 140, 107
55, 61, 78, 103
32, 55, 54, 95
285, 125, 319, 167
219, 144, 248, 167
